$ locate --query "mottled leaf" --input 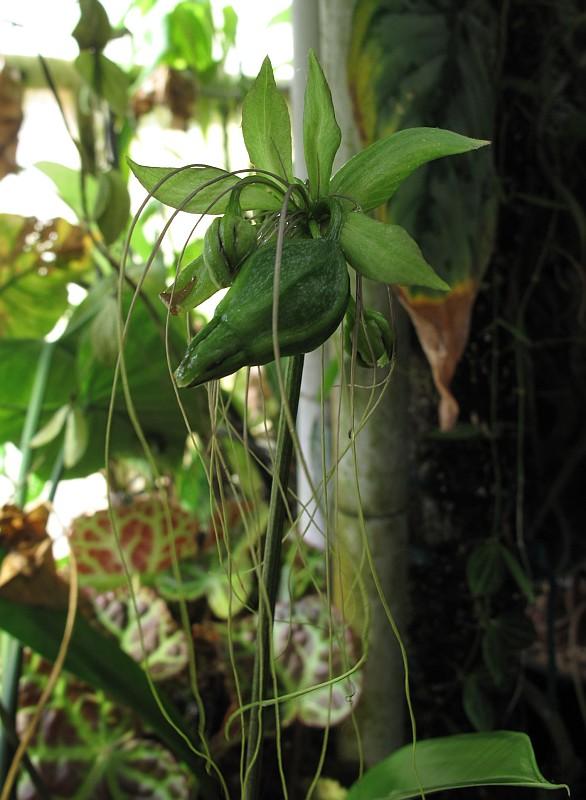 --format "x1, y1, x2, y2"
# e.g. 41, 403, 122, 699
0, 597, 203, 775
17, 654, 194, 799
69, 497, 199, 589
273, 595, 362, 727
93, 587, 189, 680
